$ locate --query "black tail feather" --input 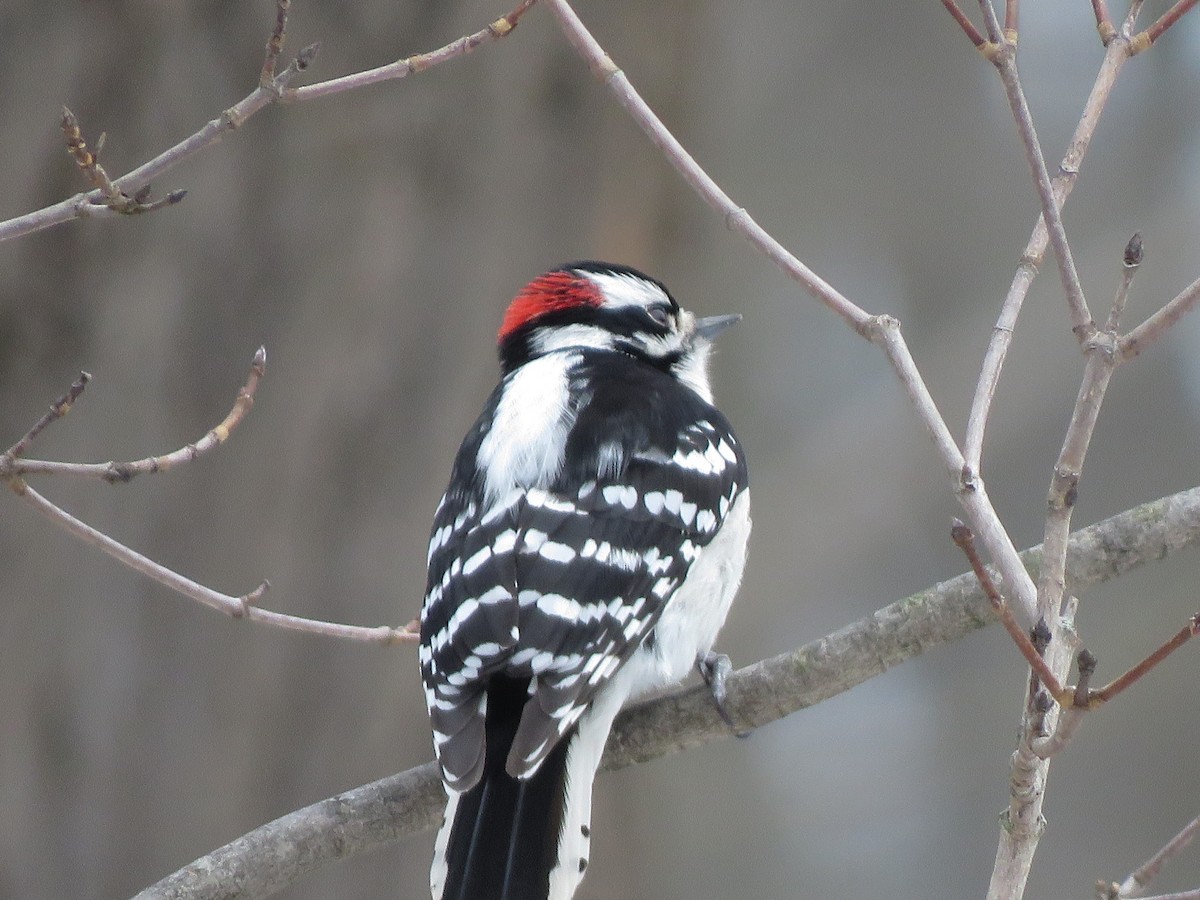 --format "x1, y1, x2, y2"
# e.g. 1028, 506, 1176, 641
442, 676, 572, 900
